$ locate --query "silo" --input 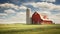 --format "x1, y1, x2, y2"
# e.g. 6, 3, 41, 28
26, 8, 31, 24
